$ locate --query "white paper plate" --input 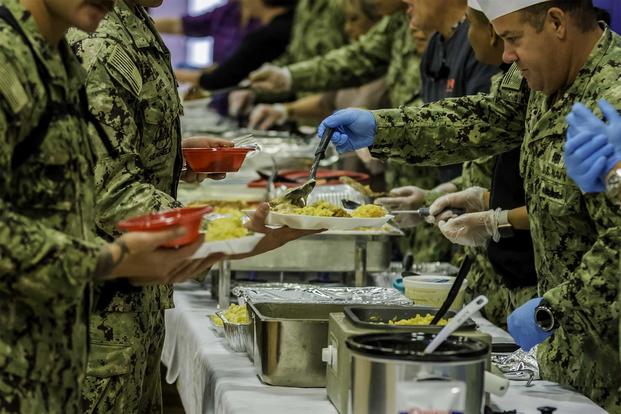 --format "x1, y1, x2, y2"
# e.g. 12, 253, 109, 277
244, 210, 393, 231
191, 234, 265, 259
